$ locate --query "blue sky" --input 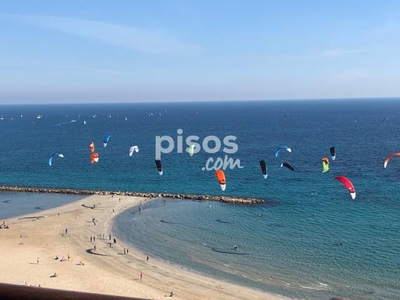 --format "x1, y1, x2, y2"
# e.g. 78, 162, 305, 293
1, 0, 400, 103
